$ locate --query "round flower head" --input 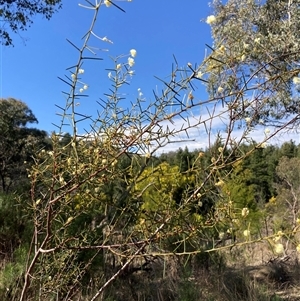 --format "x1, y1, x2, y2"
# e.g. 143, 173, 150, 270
104, 0, 111, 7
130, 49, 137, 57
293, 77, 300, 85
206, 15, 216, 25
241, 207, 249, 217
217, 86, 224, 94
259, 142, 267, 149
128, 57, 135, 67
243, 230, 250, 237
196, 71, 203, 79
274, 243, 284, 255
